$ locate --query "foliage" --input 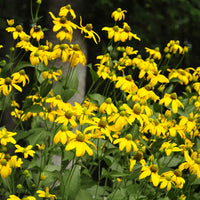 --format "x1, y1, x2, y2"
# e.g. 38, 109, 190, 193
0, 1, 200, 200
